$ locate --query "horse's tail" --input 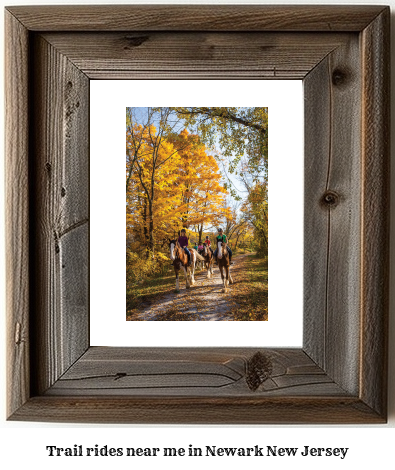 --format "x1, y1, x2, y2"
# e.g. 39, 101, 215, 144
191, 249, 204, 261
